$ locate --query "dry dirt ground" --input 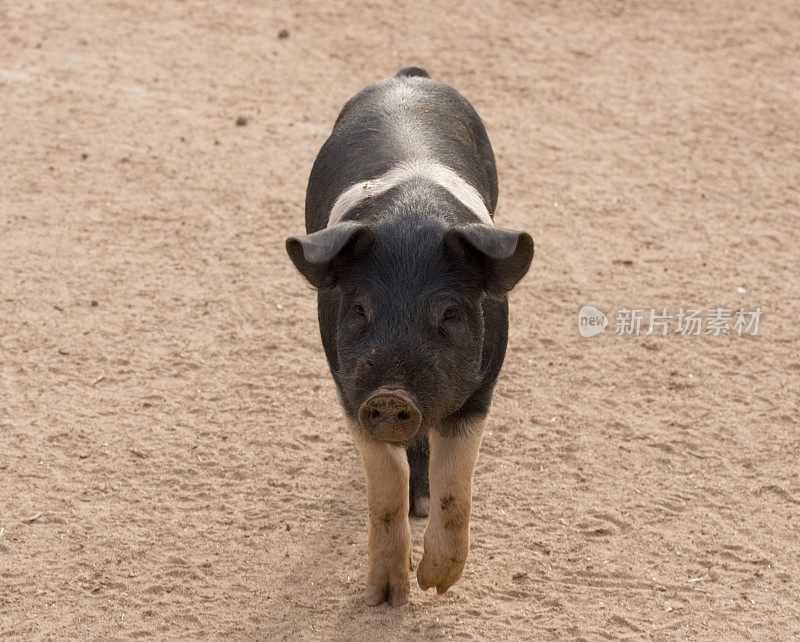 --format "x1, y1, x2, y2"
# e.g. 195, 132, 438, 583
2, 0, 799, 639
